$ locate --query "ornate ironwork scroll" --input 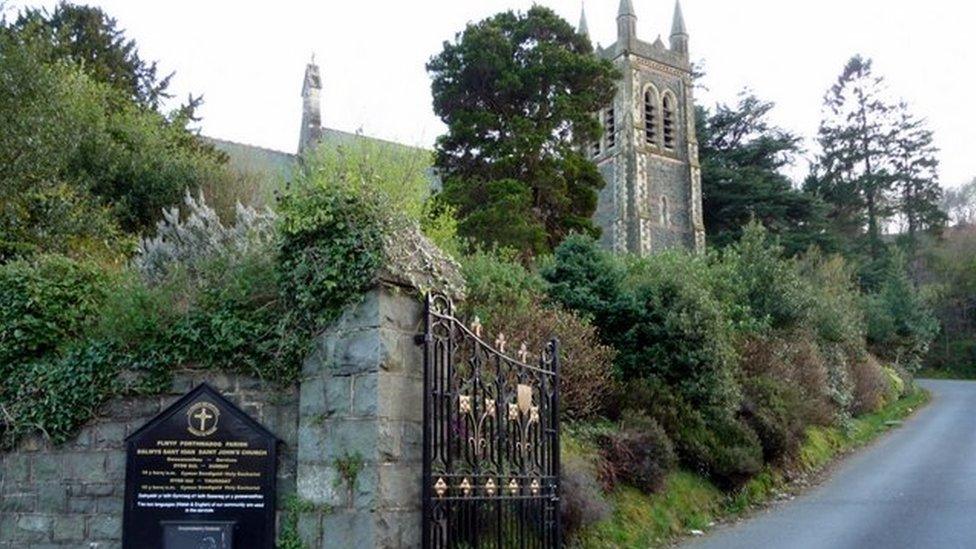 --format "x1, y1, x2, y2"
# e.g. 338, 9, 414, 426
419, 293, 561, 548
